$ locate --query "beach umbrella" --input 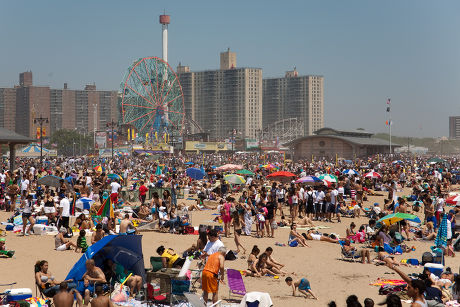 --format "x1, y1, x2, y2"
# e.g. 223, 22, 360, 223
342, 169, 359, 176
267, 171, 296, 182
186, 167, 205, 180
263, 163, 278, 170
322, 179, 332, 187
364, 171, 382, 179
75, 197, 95, 210
154, 165, 162, 176
319, 174, 338, 183
446, 195, 460, 205
224, 174, 246, 185
236, 169, 255, 176
93, 165, 105, 172
427, 157, 446, 164
66, 235, 145, 293
97, 197, 114, 218
37, 175, 65, 188
107, 173, 123, 181
295, 175, 321, 185
184, 161, 194, 165
392, 160, 403, 165
377, 213, 421, 226
434, 214, 448, 248
215, 164, 244, 172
